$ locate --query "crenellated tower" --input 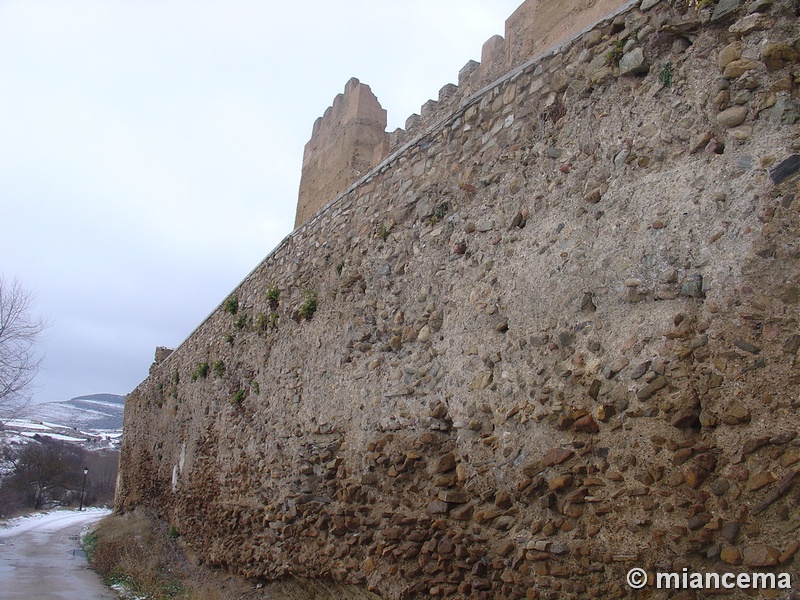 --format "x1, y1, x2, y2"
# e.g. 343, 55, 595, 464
295, 77, 389, 228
